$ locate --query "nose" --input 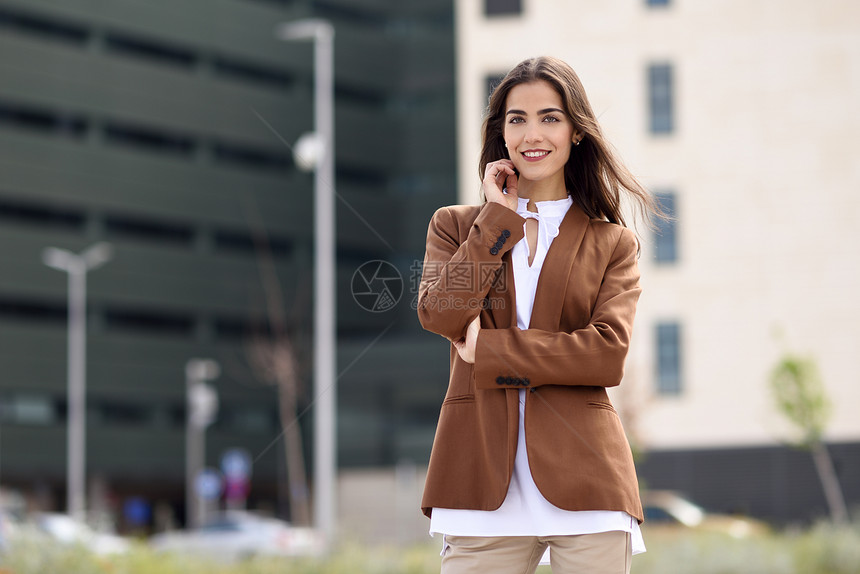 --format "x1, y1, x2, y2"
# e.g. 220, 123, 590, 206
524, 121, 543, 143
